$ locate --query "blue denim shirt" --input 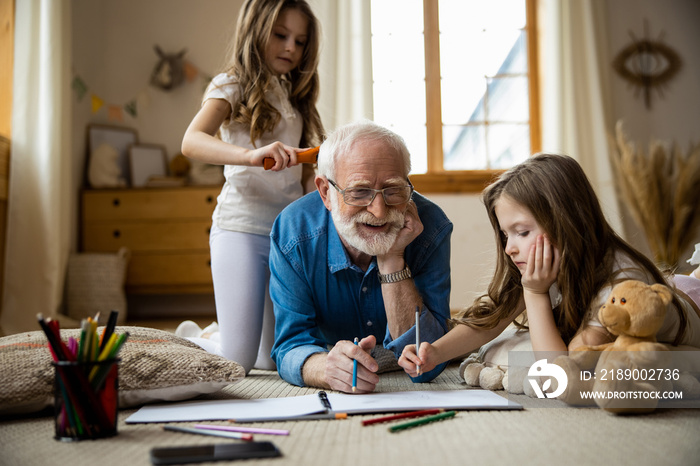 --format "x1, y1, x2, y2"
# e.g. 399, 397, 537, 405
269, 191, 453, 387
